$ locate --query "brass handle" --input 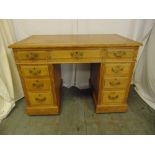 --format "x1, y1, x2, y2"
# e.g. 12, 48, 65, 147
109, 79, 121, 86
35, 95, 46, 103
26, 53, 38, 60
70, 51, 83, 59
32, 80, 44, 88
108, 95, 119, 100
113, 51, 126, 57
112, 66, 123, 73
29, 68, 41, 76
